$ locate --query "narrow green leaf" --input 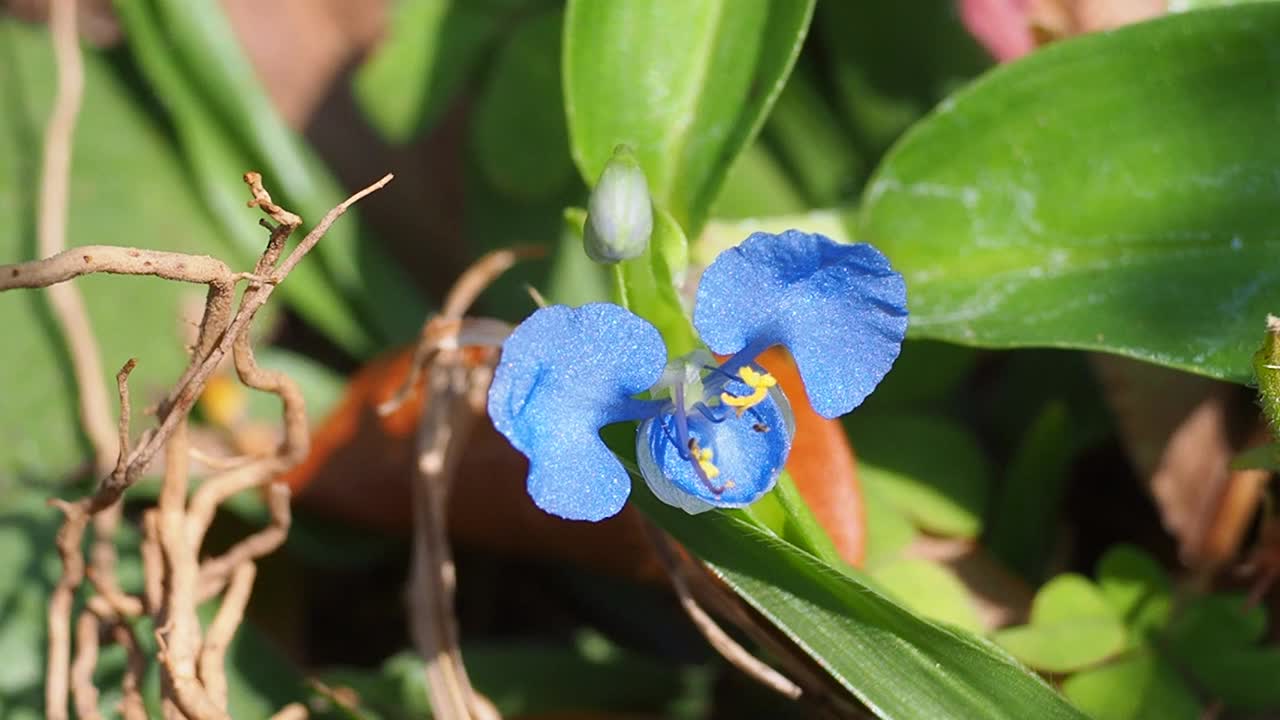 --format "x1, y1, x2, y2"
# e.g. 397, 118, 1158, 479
860, 5, 1280, 382
353, 0, 509, 142
871, 558, 984, 634
471, 7, 574, 200
126, 0, 428, 349
564, 0, 815, 234
634, 486, 1085, 719
987, 401, 1072, 580
770, 471, 846, 569
763, 62, 862, 206
846, 413, 990, 538
112, 0, 375, 354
